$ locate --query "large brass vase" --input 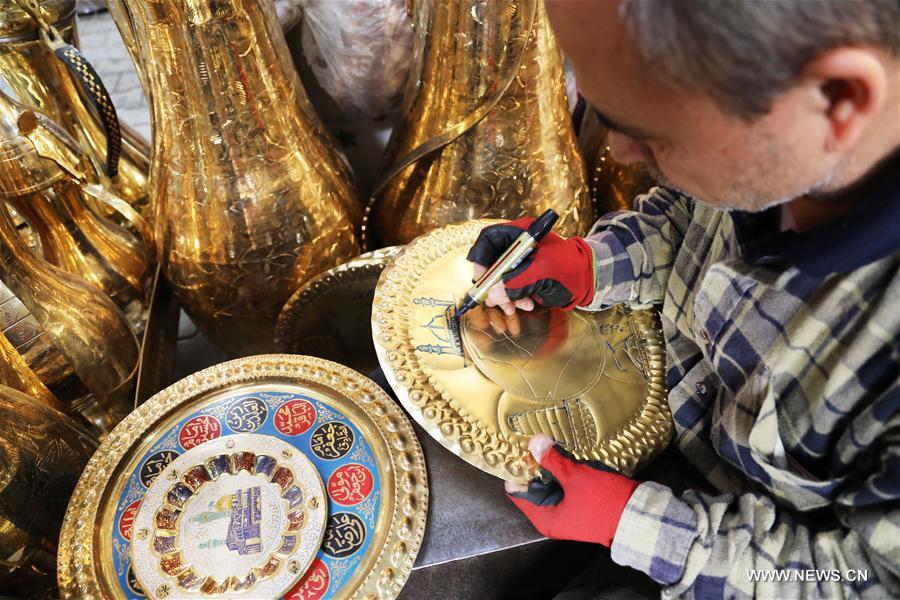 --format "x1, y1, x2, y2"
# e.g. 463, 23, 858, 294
368, 0, 593, 246
0, 0, 151, 212
108, 0, 362, 355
